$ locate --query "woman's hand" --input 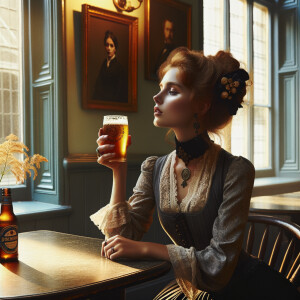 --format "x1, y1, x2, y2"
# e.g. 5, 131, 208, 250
96, 128, 131, 171
101, 235, 170, 261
